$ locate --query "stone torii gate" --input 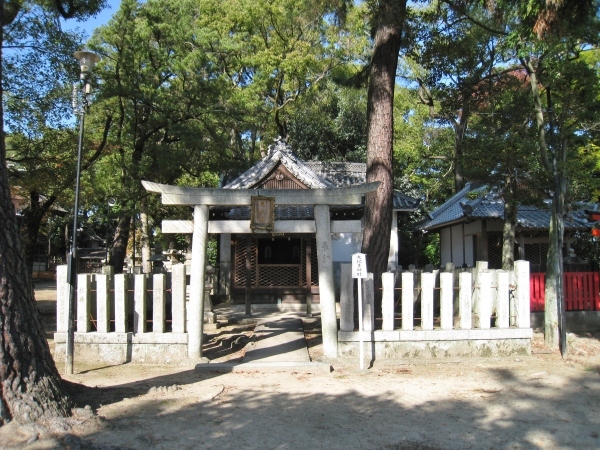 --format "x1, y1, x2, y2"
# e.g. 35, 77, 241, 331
143, 180, 380, 359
